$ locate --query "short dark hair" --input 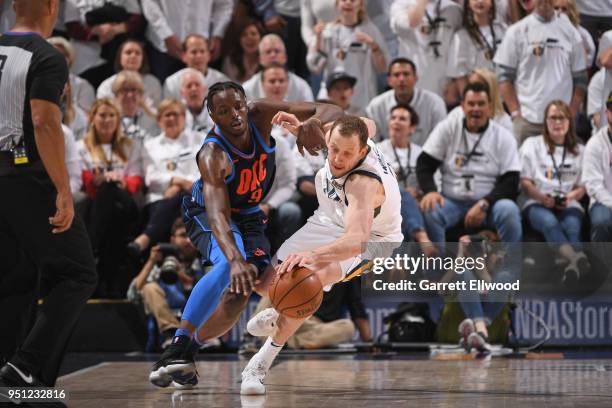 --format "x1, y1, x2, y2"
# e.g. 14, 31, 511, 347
260, 62, 288, 80
114, 39, 149, 74
462, 82, 490, 101
329, 115, 369, 147
388, 57, 417, 76
390, 104, 420, 127
171, 218, 186, 235
206, 81, 246, 113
